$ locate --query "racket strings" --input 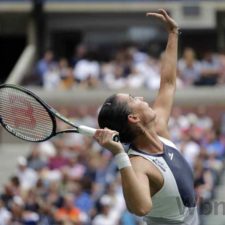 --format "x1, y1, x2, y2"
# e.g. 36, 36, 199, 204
0, 88, 53, 141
